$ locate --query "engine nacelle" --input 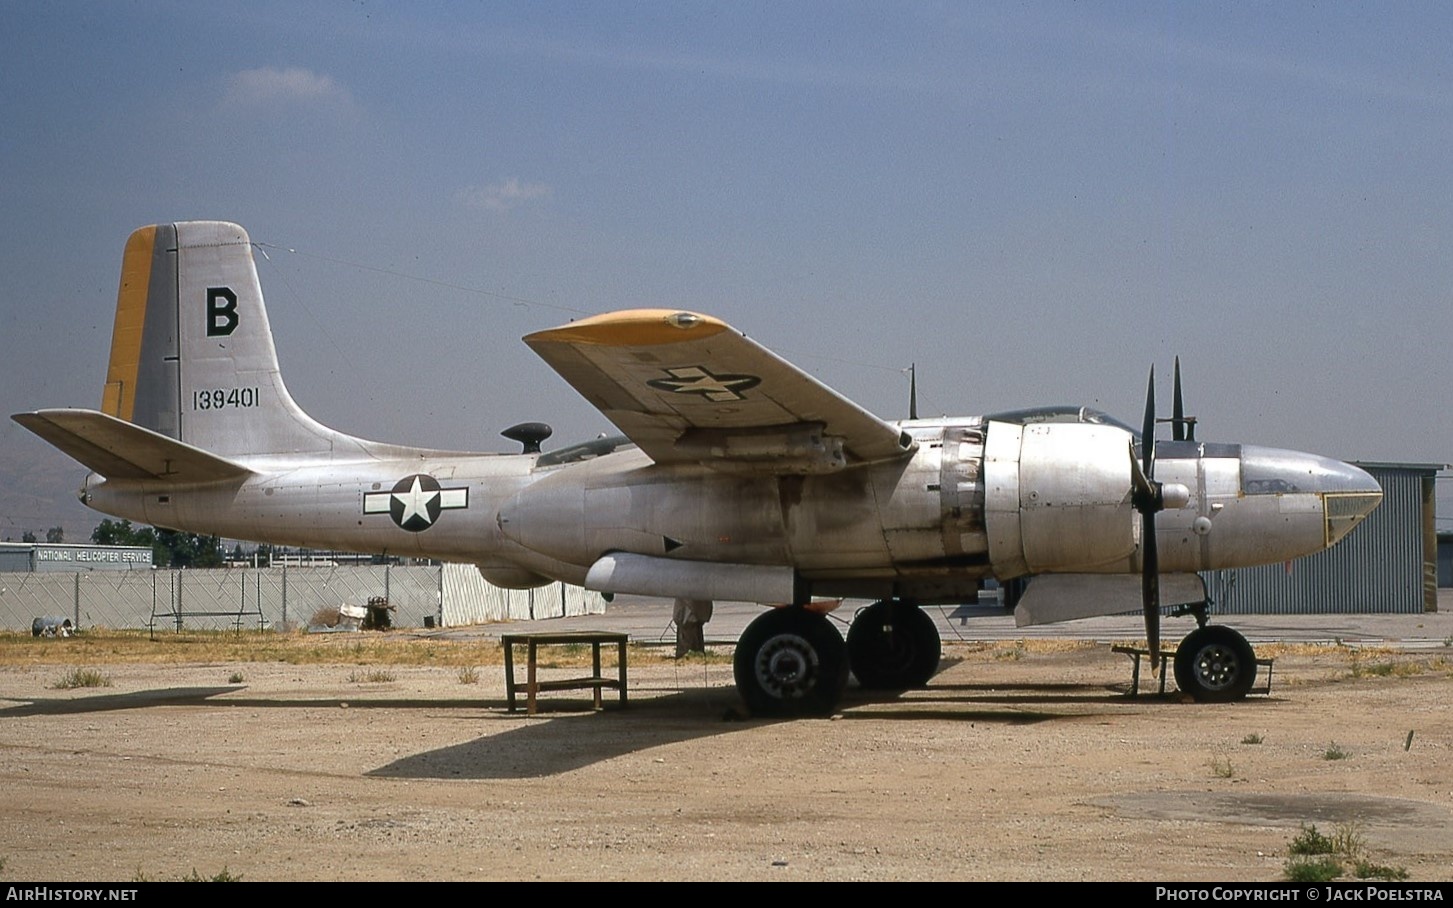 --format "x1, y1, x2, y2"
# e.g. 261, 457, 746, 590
984, 421, 1137, 576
